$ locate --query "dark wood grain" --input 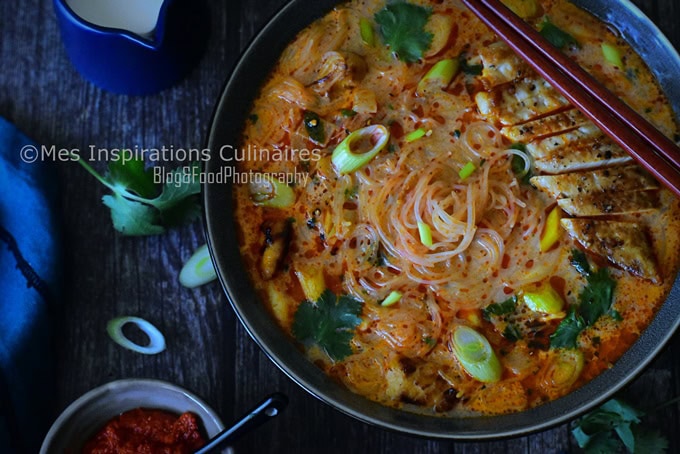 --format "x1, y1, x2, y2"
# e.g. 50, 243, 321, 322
1, 1, 678, 453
